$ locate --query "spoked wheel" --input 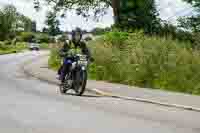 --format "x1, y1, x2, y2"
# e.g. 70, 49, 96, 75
74, 70, 87, 96
59, 83, 67, 94
59, 74, 72, 94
